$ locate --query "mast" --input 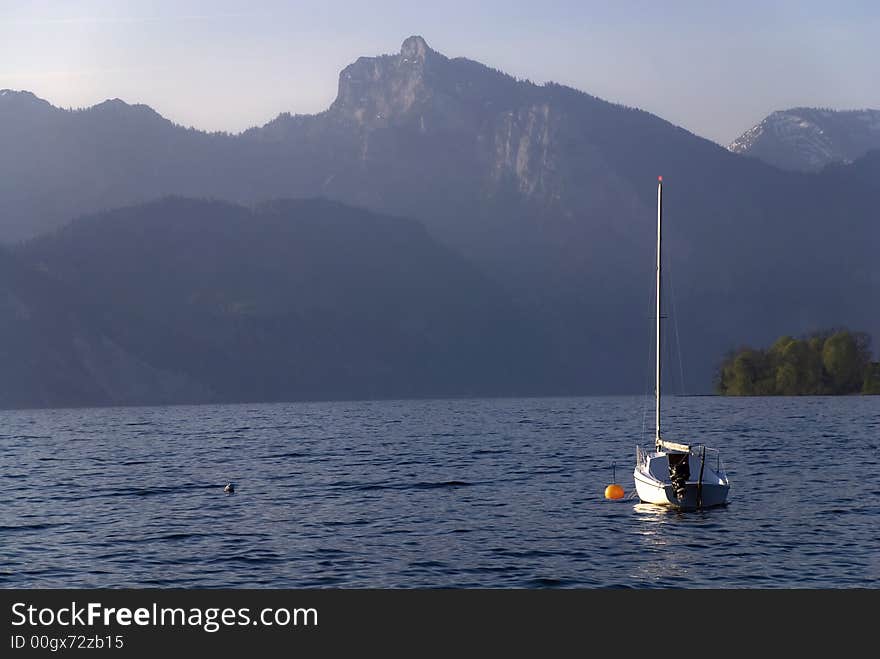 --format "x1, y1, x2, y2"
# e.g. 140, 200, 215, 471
655, 176, 662, 446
